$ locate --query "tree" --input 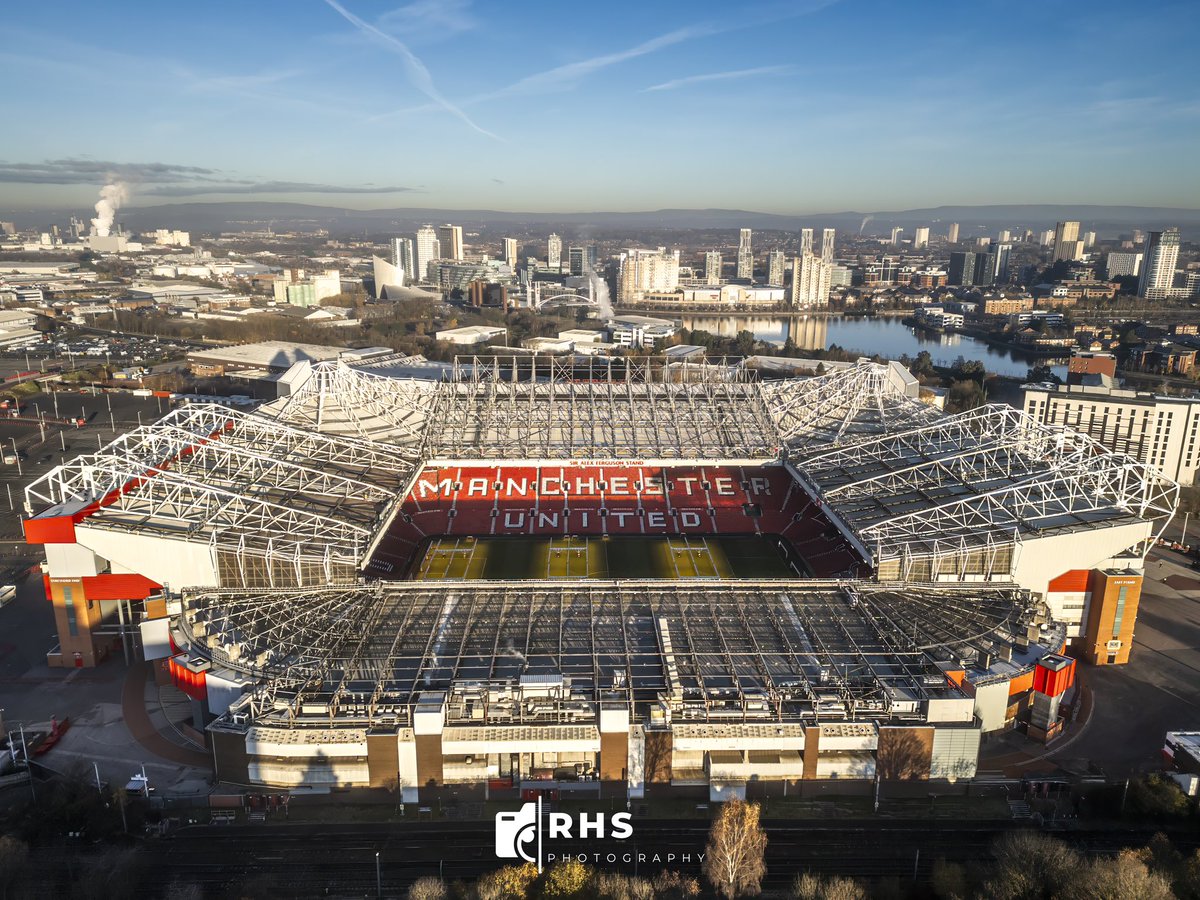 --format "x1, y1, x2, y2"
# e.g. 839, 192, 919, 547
409, 876, 449, 900
1125, 774, 1192, 818
950, 356, 986, 383
735, 330, 757, 355
475, 863, 539, 900
1180, 849, 1200, 900
946, 379, 986, 413
591, 872, 656, 900
540, 859, 593, 898
929, 858, 969, 899
1058, 849, 1174, 900
651, 871, 701, 898
703, 797, 767, 898
982, 831, 1080, 900
790, 873, 868, 900
1026, 364, 1059, 384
